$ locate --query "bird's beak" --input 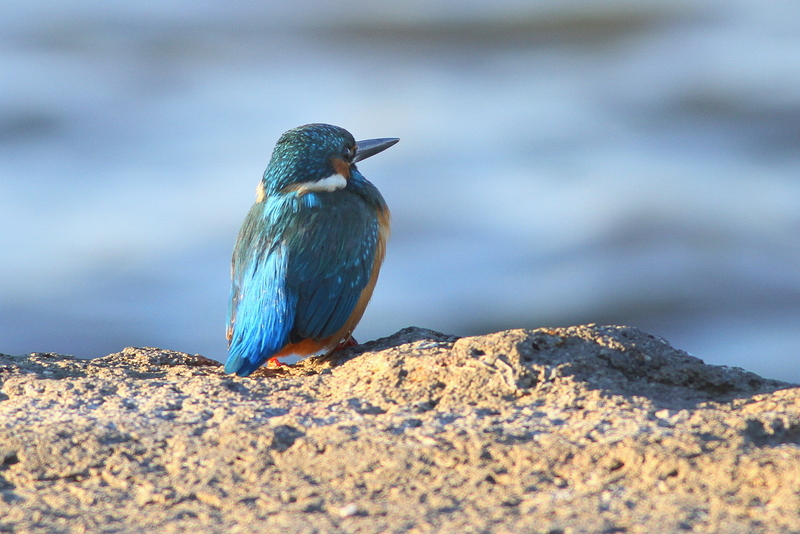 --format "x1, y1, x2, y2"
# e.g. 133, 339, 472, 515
353, 137, 399, 163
